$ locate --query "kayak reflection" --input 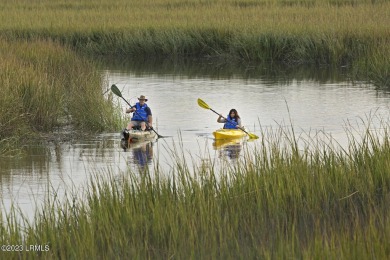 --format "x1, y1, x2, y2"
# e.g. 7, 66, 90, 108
121, 139, 154, 169
213, 139, 242, 160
